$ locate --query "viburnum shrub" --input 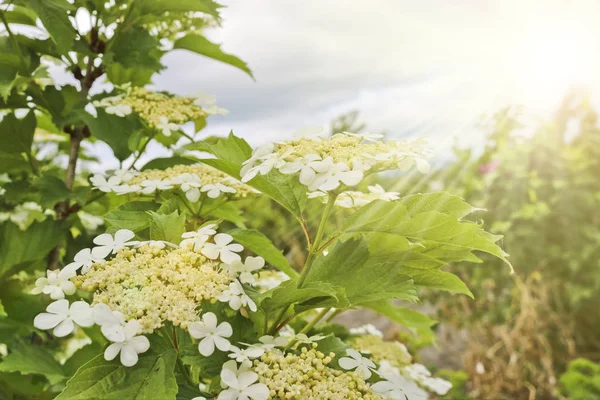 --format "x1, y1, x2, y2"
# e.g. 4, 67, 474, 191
0, 1, 512, 399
